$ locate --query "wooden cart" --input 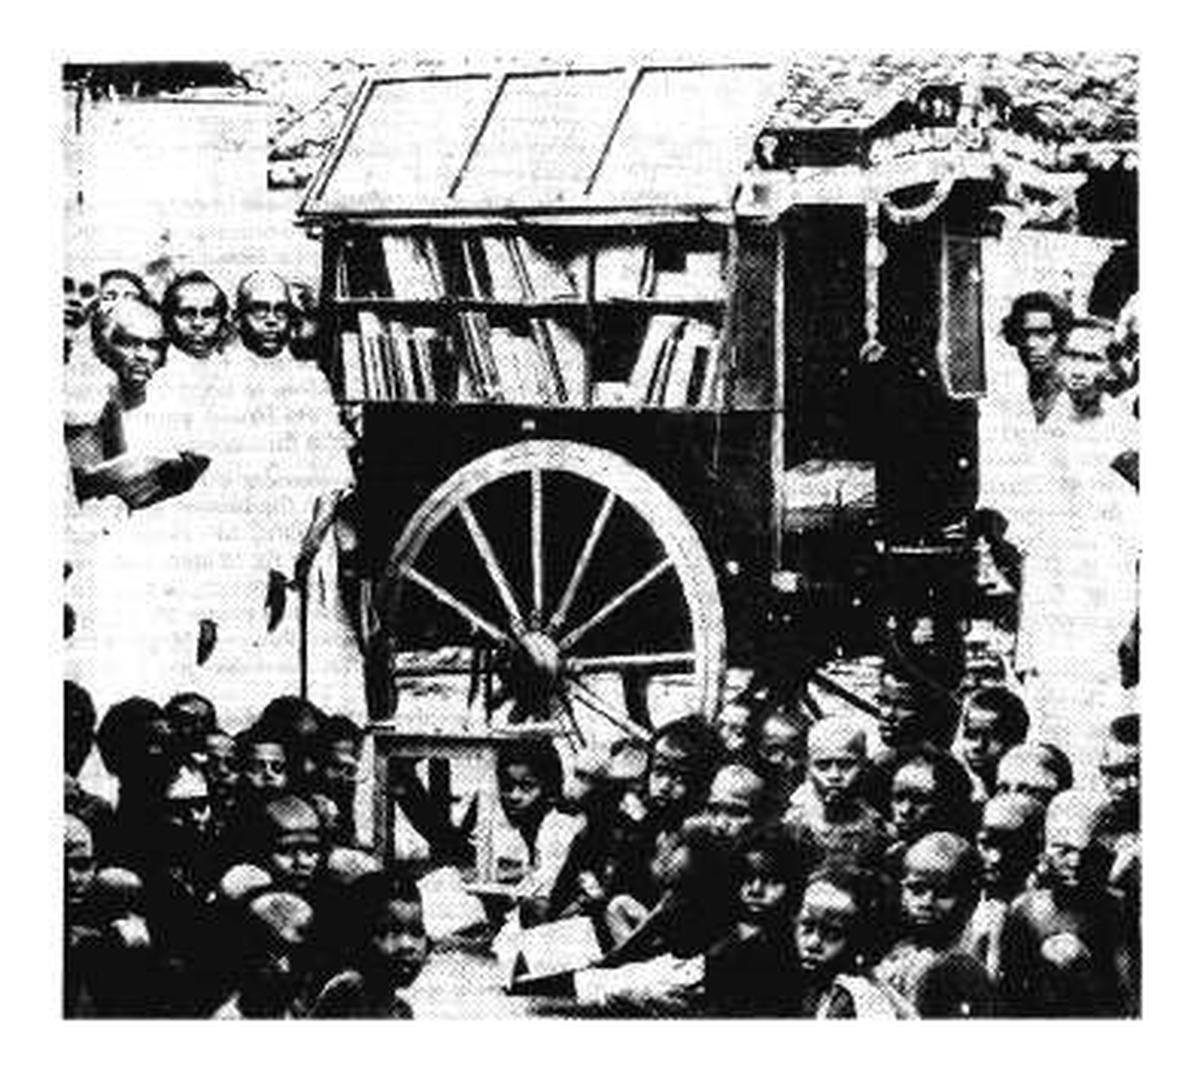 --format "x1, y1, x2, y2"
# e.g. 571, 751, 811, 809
297, 61, 1082, 751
